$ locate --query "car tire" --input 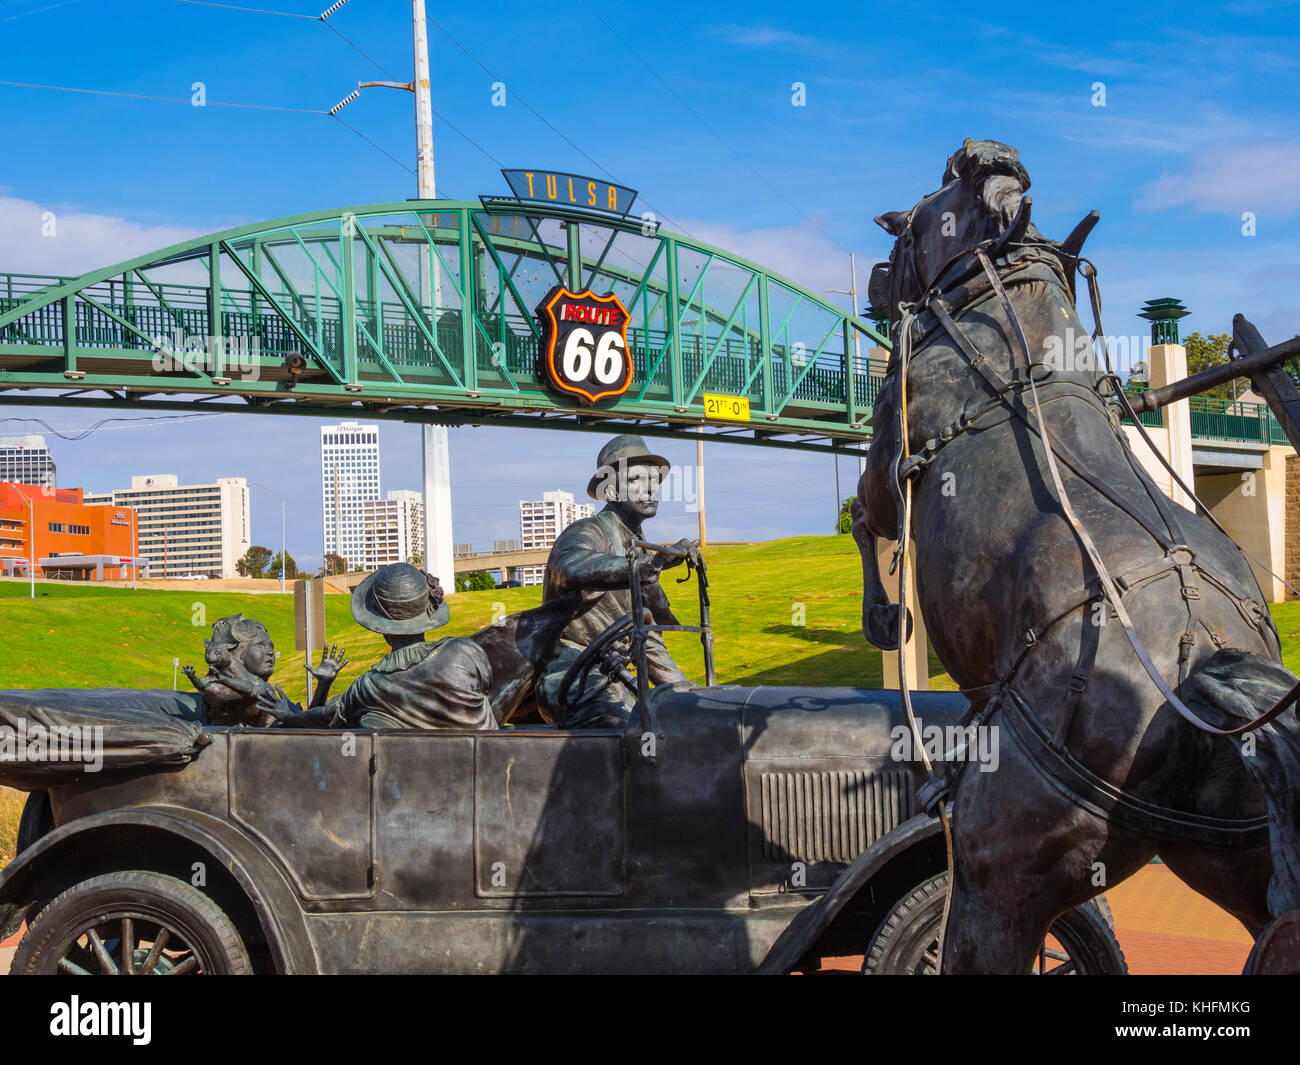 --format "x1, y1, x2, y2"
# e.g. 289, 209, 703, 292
12, 870, 252, 975
15, 791, 52, 855
863, 872, 1127, 975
